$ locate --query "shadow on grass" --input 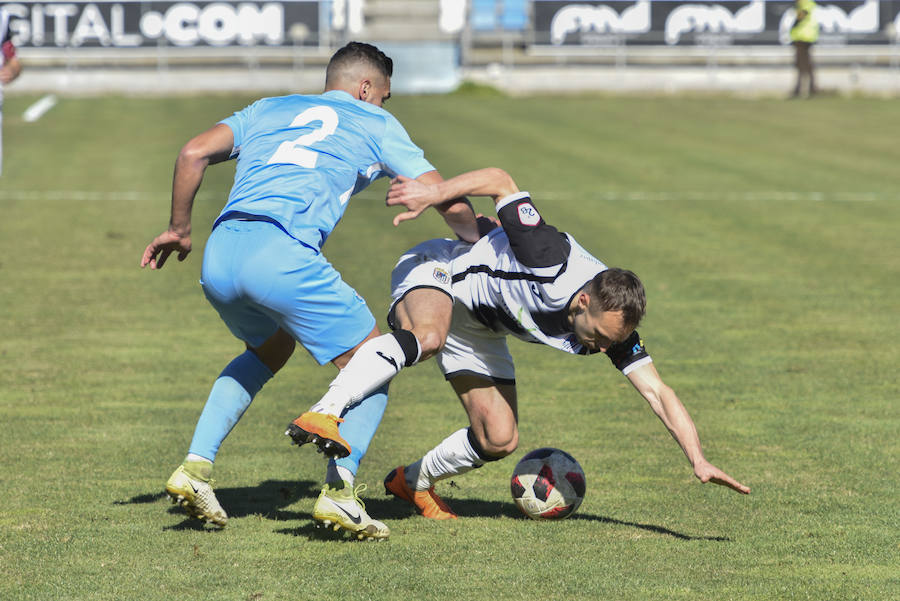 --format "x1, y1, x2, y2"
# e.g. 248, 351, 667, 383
114, 479, 322, 530
570, 514, 731, 541
116, 481, 728, 541
379, 497, 729, 541
274, 522, 390, 543
114, 491, 169, 505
